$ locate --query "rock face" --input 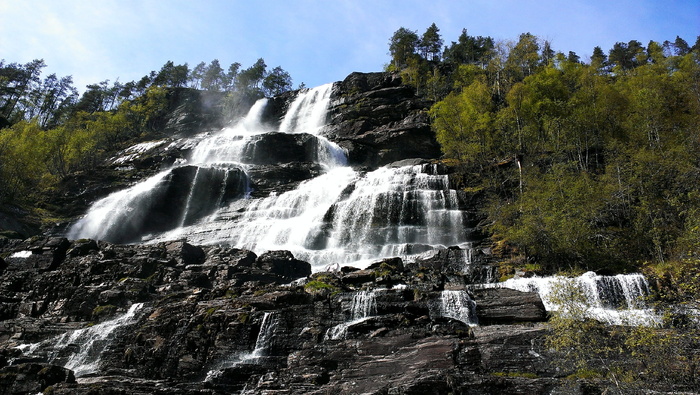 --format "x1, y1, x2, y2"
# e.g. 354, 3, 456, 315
0, 236, 646, 394
325, 72, 442, 167
0, 73, 678, 394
